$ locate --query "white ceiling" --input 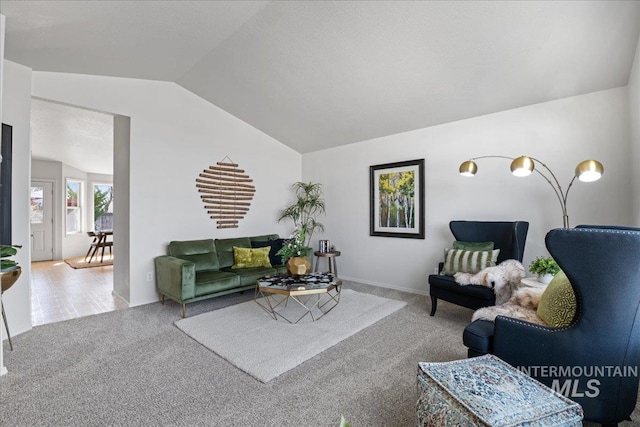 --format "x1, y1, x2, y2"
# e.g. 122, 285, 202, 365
3, 1, 640, 170
30, 98, 113, 175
